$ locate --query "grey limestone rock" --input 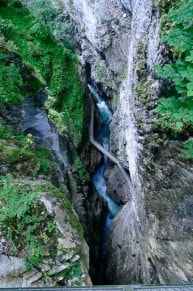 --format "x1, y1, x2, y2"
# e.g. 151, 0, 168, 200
0, 179, 91, 287
54, 0, 193, 285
